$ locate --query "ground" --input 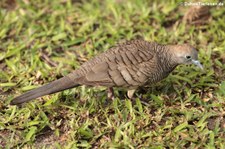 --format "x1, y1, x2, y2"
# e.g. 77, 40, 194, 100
0, 0, 225, 148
